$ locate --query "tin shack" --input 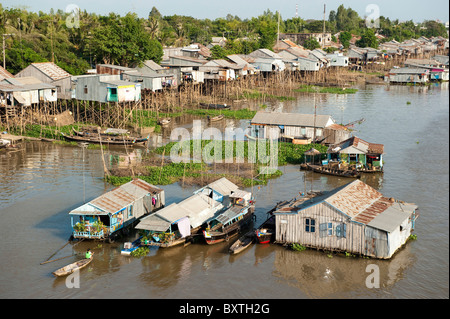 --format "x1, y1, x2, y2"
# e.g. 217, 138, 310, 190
273, 180, 418, 259
69, 179, 164, 242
